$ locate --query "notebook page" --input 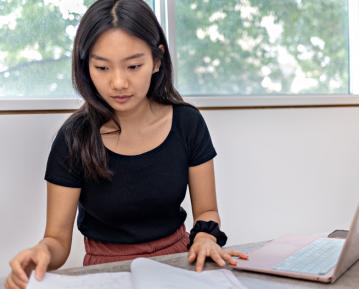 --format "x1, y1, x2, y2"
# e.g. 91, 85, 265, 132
131, 258, 247, 289
26, 271, 133, 289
